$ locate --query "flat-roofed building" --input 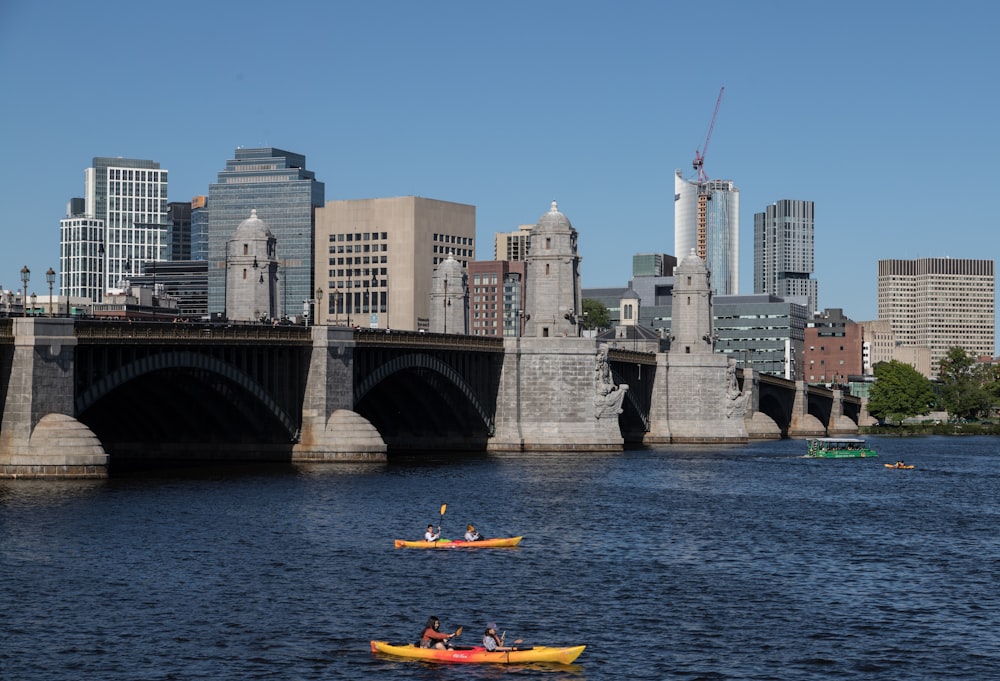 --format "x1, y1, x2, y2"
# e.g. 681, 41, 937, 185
314, 196, 475, 331
878, 258, 994, 377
